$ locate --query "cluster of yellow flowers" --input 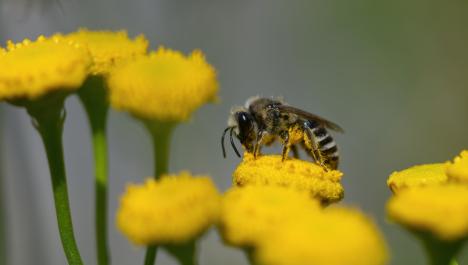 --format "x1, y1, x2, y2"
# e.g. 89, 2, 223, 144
0, 35, 91, 101
0, 29, 221, 265
219, 155, 388, 265
386, 150, 468, 262
116, 154, 389, 265
117, 172, 221, 245
0, 29, 218, 123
